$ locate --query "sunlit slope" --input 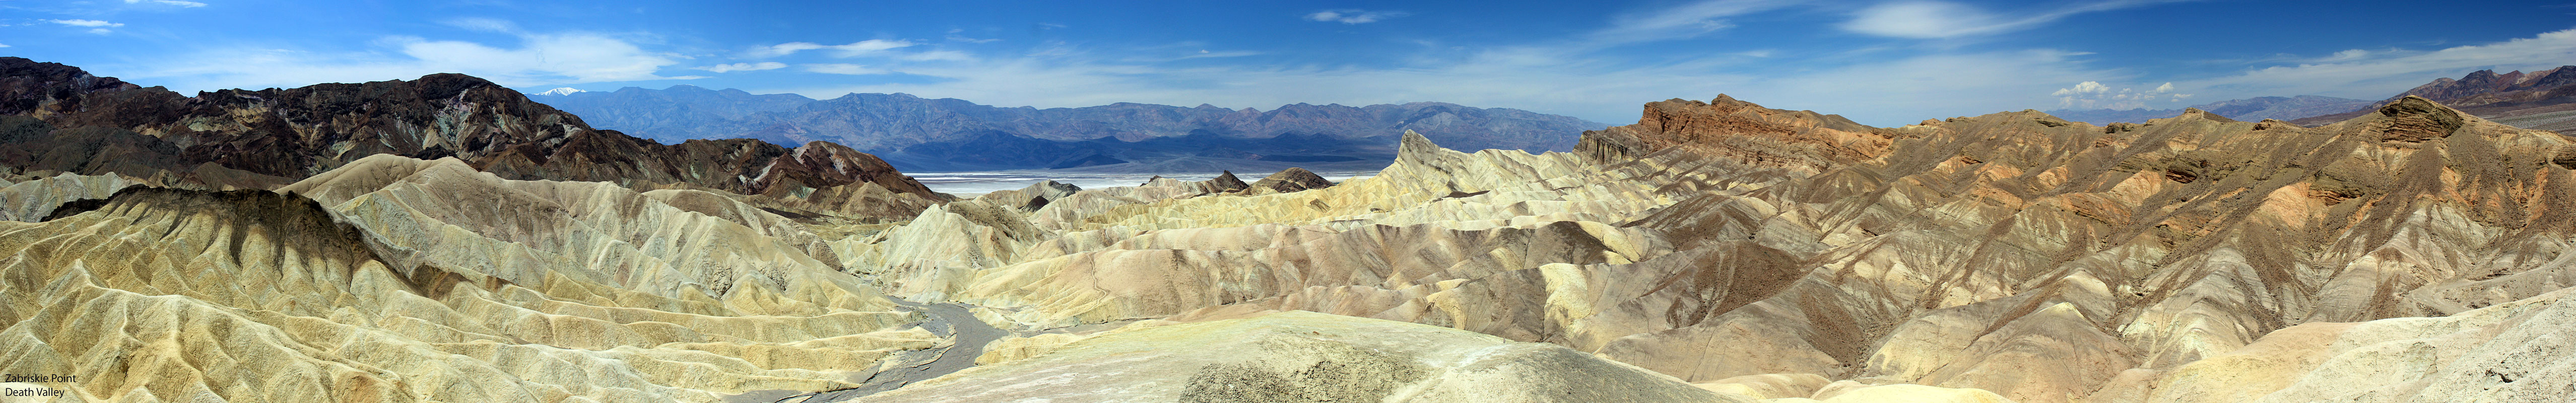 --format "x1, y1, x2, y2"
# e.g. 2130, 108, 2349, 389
0, 164, 934, 402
